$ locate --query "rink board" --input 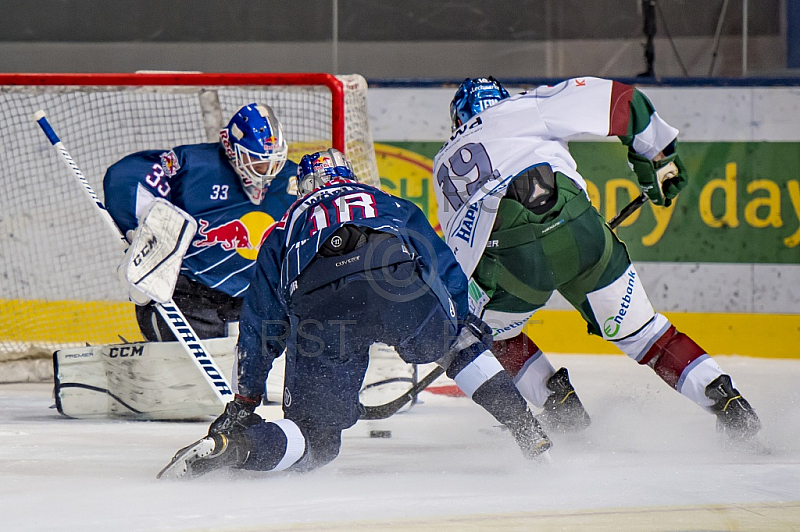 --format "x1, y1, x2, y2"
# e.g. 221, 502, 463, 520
2, 298, 797, 358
